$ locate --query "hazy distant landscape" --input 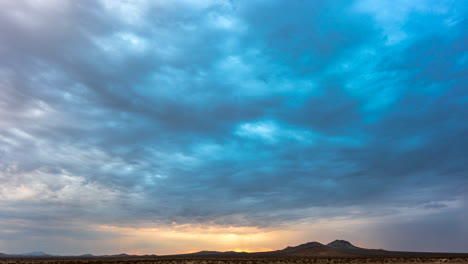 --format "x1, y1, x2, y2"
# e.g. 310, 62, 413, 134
2, 240, 468, 264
